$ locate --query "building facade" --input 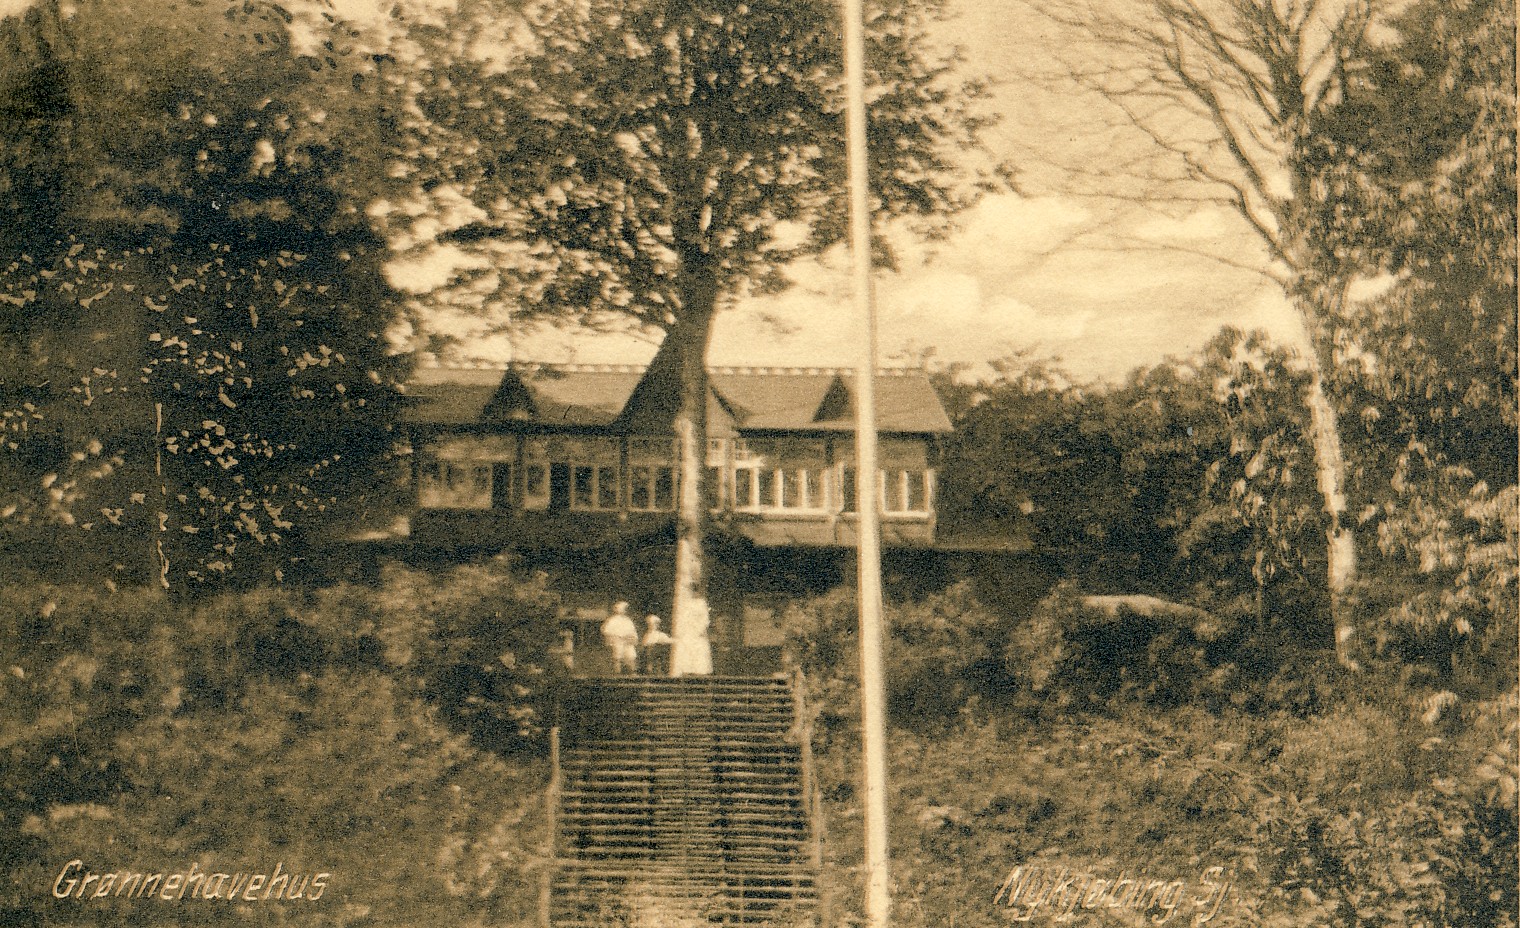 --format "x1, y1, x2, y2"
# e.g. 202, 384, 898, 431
402, 363, 953, 551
